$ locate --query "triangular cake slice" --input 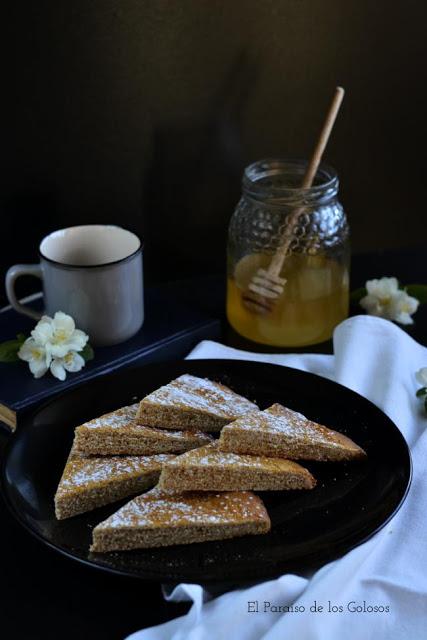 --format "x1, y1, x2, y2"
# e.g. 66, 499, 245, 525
90, 488, 271, 552
74, 403, 213, 455
158, 443, 316, 492
135, 374, 259, 432
219, 403, 366, 462
54, 442, 175, 519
